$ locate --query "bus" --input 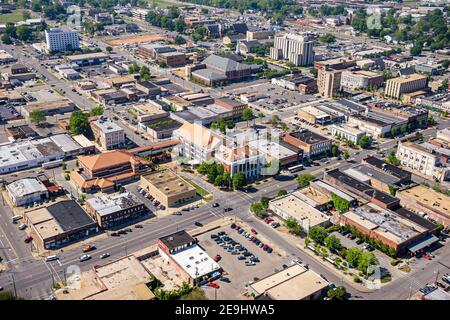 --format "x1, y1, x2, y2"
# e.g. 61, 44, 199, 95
288, 164, 304, 174
42, 159, 63, 169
